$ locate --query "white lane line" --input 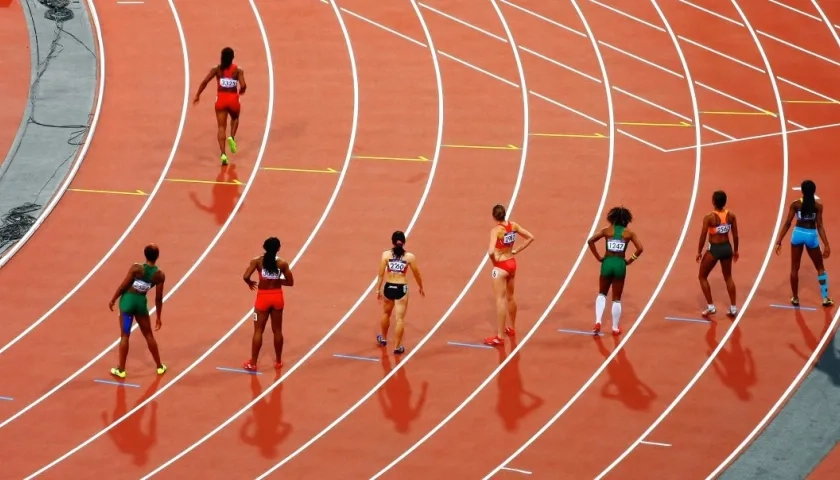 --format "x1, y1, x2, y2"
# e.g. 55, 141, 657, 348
0, 0, 107, 269
500, 0, 587, 37
769, 0, 821, 21
340, 7, 426, 47
529, 90, 606, 127
589, 0, 665, 32
664, 121, 840, 152
758, 29, 840, 67
500, 466, 533, 475
487, 0, 705, 476
520, 46, 602, 83
640, 440, 672, 447
438, 51, 519, 87
678, 35, 766, 73
777, 76, 840, 103
599, 40, 683, 78
678, 0, 744, 26
419, 2, 508, 42
595, 1, 791, 477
